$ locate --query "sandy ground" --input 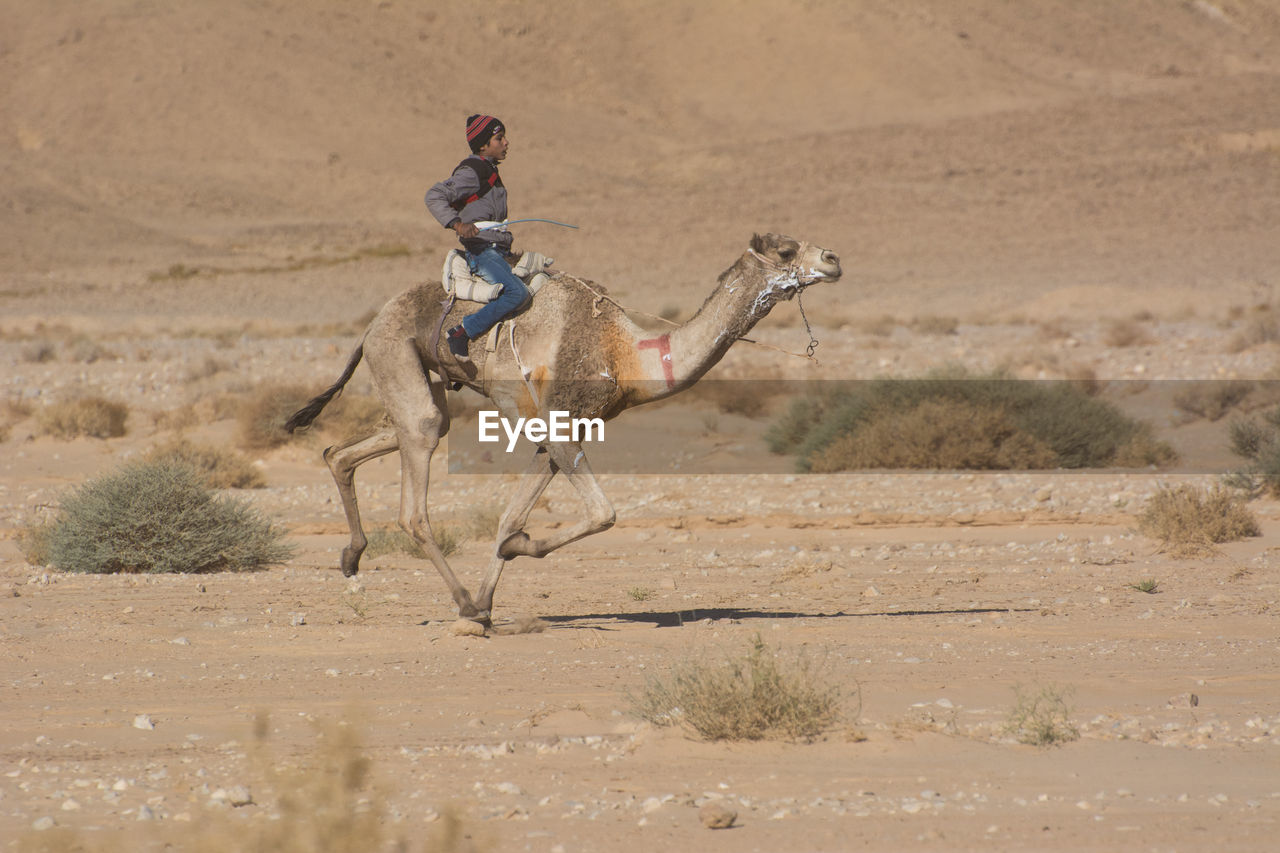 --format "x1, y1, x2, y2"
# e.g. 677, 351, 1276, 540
4, 1, 1280, 851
